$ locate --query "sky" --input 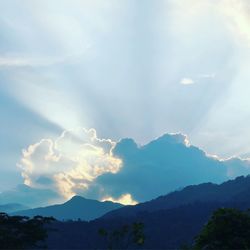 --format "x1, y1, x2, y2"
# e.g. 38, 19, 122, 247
1, 0, 250, 205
